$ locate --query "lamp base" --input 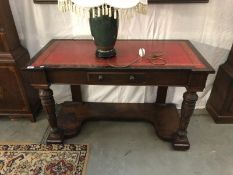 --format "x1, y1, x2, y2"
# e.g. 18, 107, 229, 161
96, 49, 116, 58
